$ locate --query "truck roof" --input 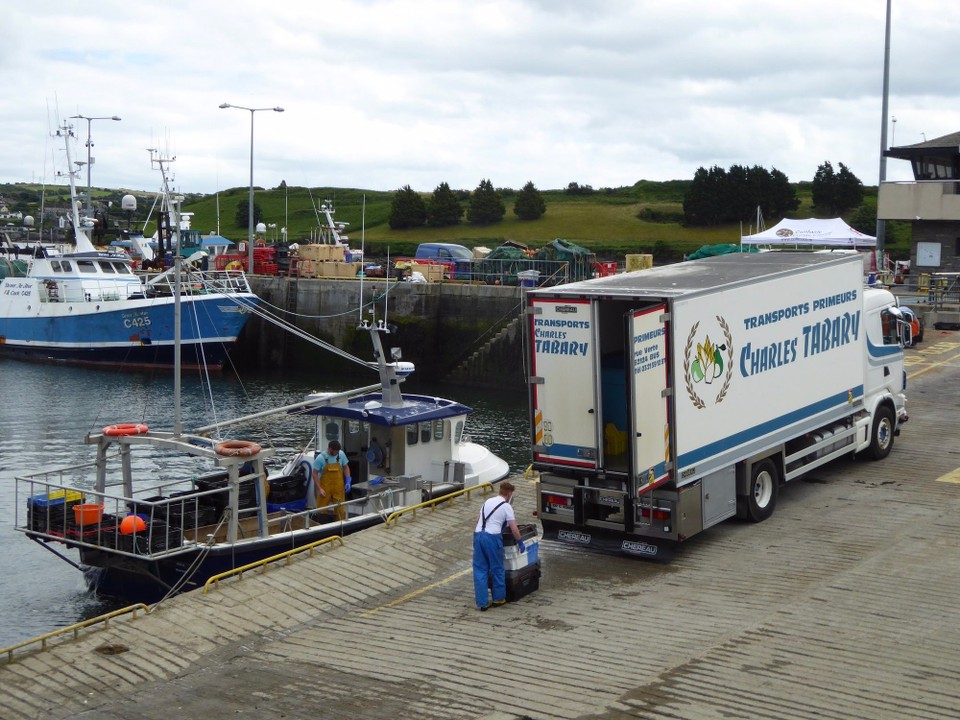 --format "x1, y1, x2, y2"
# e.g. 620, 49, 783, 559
530, 251, 863, 299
